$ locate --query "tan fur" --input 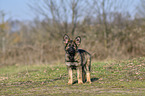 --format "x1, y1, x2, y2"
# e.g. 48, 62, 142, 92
77, 67, 83, 84
68, 68, 73, 85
